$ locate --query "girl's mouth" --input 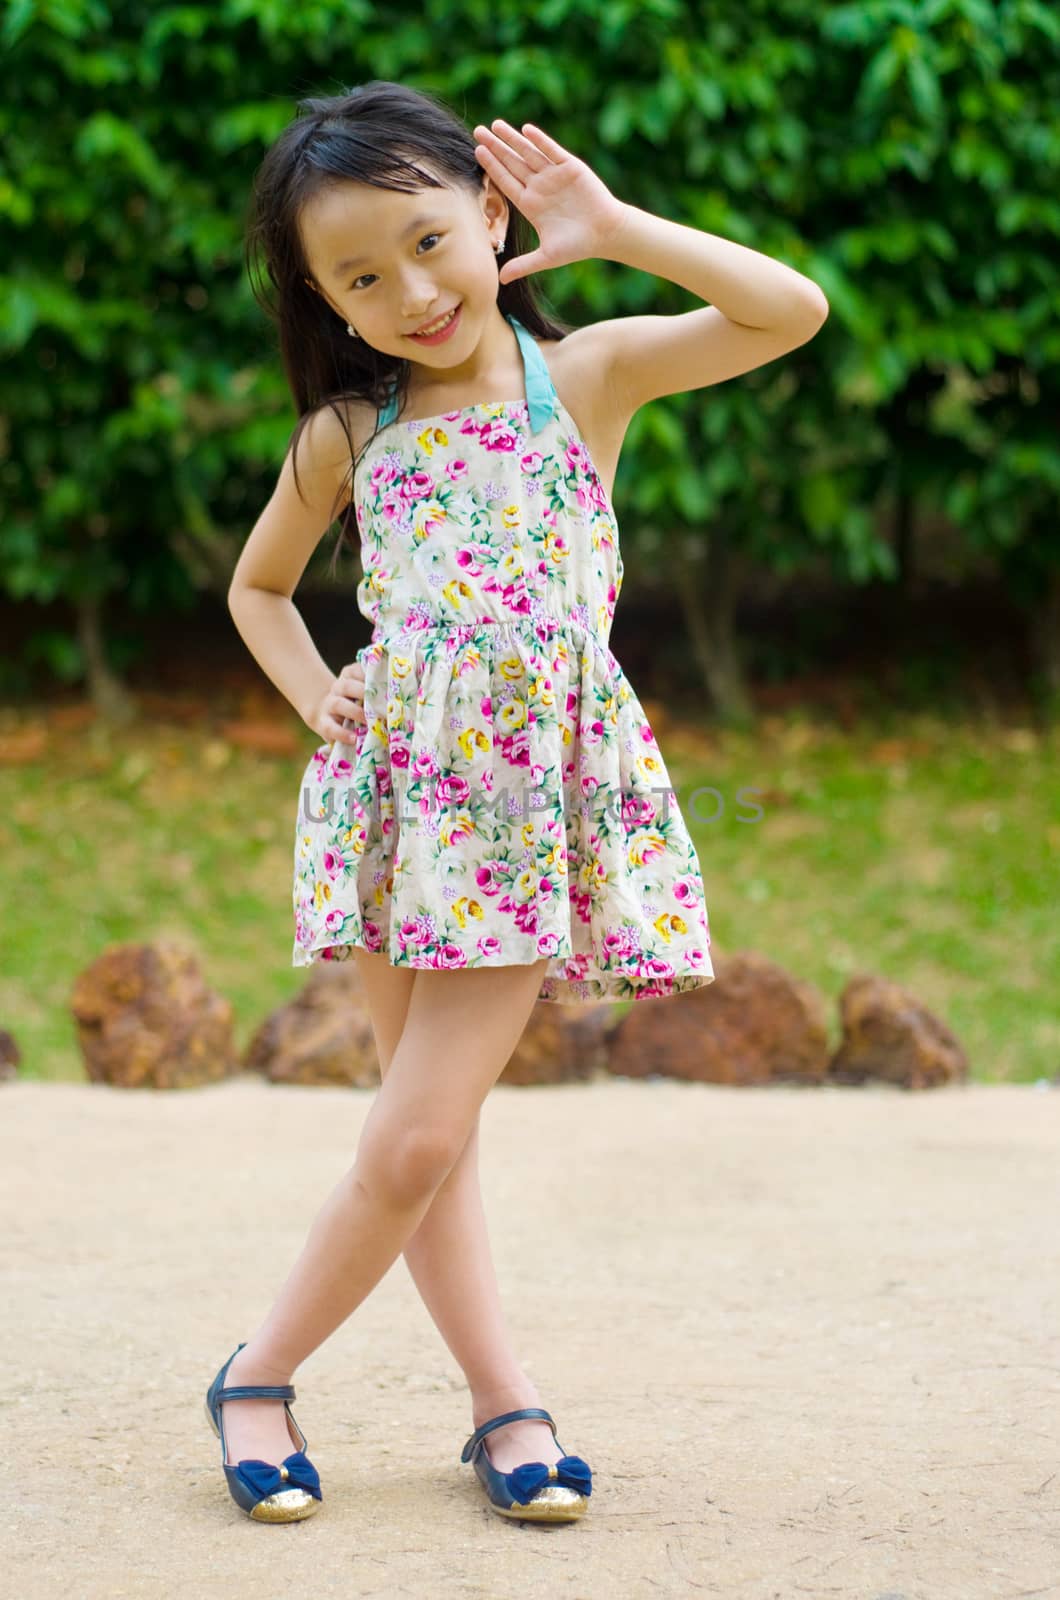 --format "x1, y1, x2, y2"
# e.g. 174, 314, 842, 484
409, 303, 463, 344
